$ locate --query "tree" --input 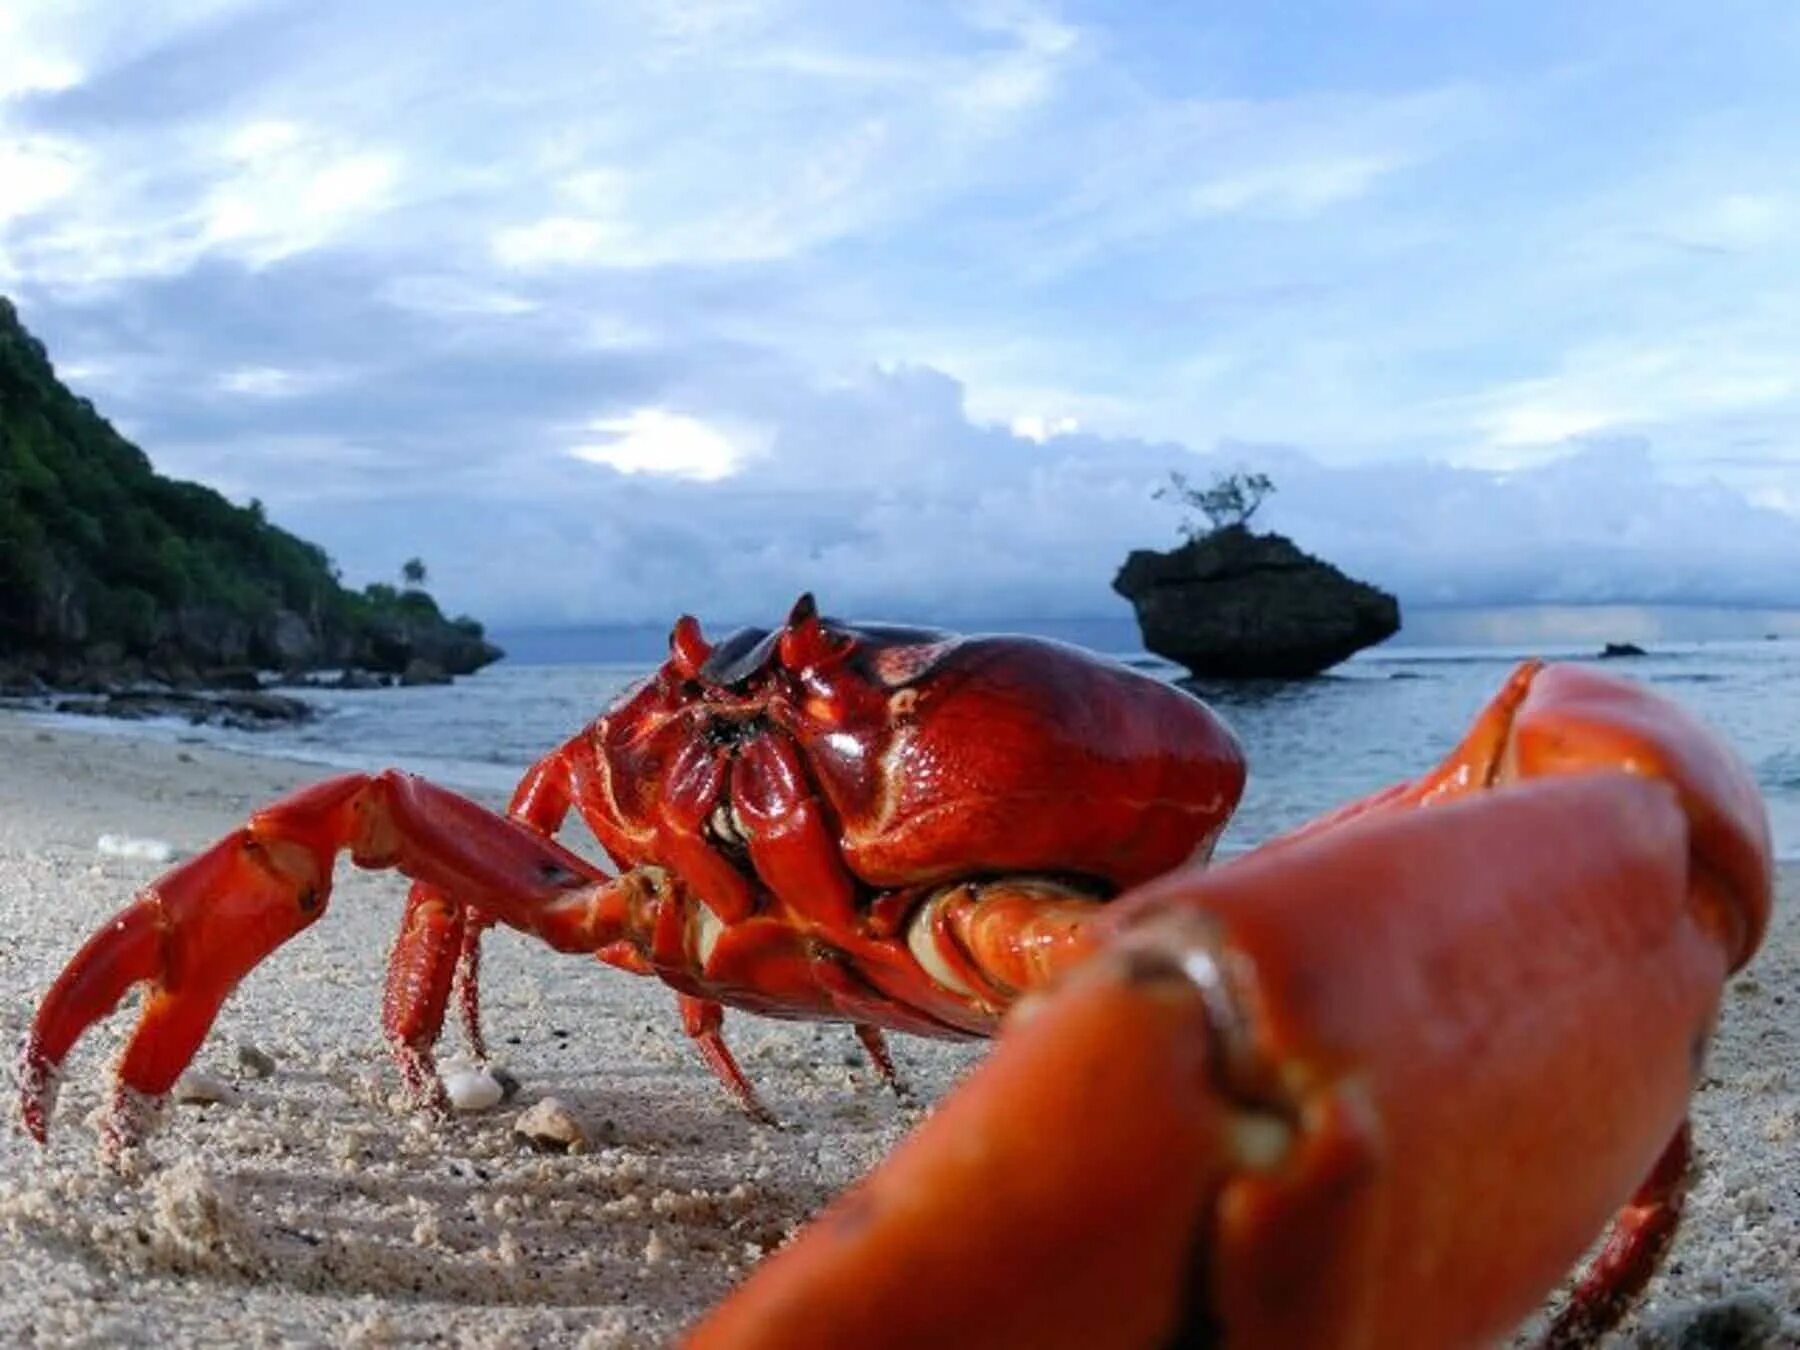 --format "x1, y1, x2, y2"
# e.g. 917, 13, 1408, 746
401, 556, 428, 587
1155, 469, 1275, 540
